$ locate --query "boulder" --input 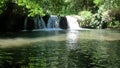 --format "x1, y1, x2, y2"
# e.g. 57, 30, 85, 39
59, 16, 68, 29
